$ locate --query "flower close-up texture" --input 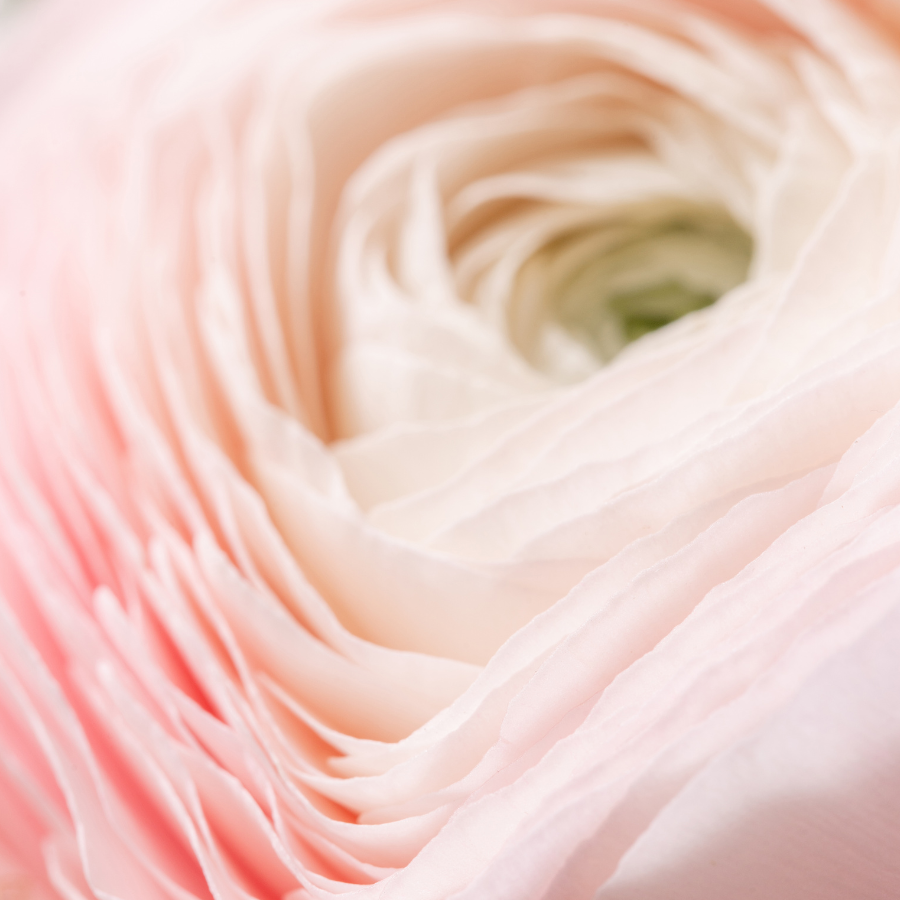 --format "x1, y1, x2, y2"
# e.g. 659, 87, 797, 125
3, 0, 900, 897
